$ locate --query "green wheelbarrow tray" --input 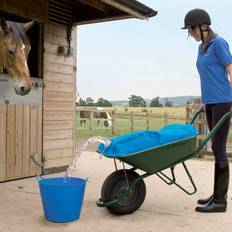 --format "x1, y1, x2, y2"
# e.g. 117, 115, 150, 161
96, 110, 232, 211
